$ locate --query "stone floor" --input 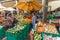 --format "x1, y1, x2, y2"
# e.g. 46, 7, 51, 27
26, 35, 31, 40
